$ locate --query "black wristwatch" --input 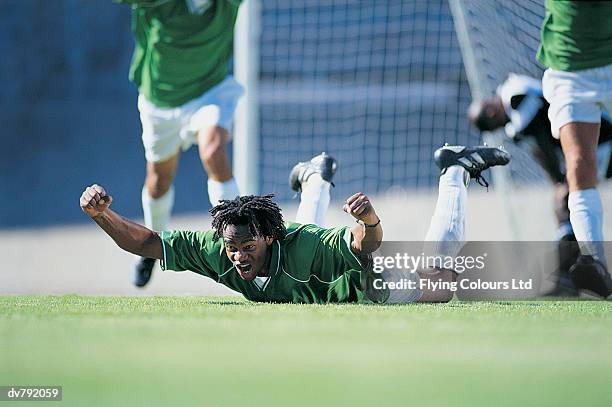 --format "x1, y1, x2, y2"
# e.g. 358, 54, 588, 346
356, 217, 381, 228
